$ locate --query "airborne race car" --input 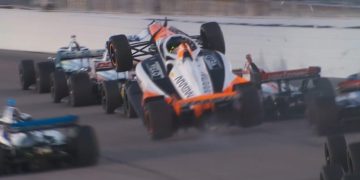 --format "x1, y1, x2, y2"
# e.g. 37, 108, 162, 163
233, 56, 322, 120
308, 73, 360, 135
0, 100, 98, 174
19, 36, 88, 93
106, 20, 264, 140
